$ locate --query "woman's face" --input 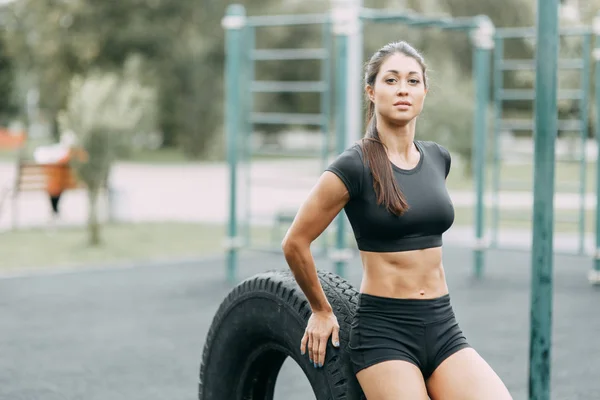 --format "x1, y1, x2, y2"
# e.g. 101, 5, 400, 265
366, 52, 427, 126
